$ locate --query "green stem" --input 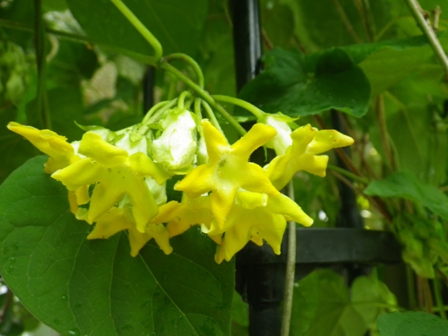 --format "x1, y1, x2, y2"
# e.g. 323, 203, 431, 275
327, 164, 370, 185
34, 0, 51, 129
433, 274, 447, 319
211, 95, 265, 119
201, 100, 224, 134
110, 0, 163, 61
143, 98, 178, 125
407, 265, 418, 310
143, 101, 168, 123
160, 62, 246, 136
167, 73, 178, 100
281, 181, 297, 336
405, 0, 448, 80
178, 91, 192, 110
165, 53, 205, 88
194, 98, 204, 138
